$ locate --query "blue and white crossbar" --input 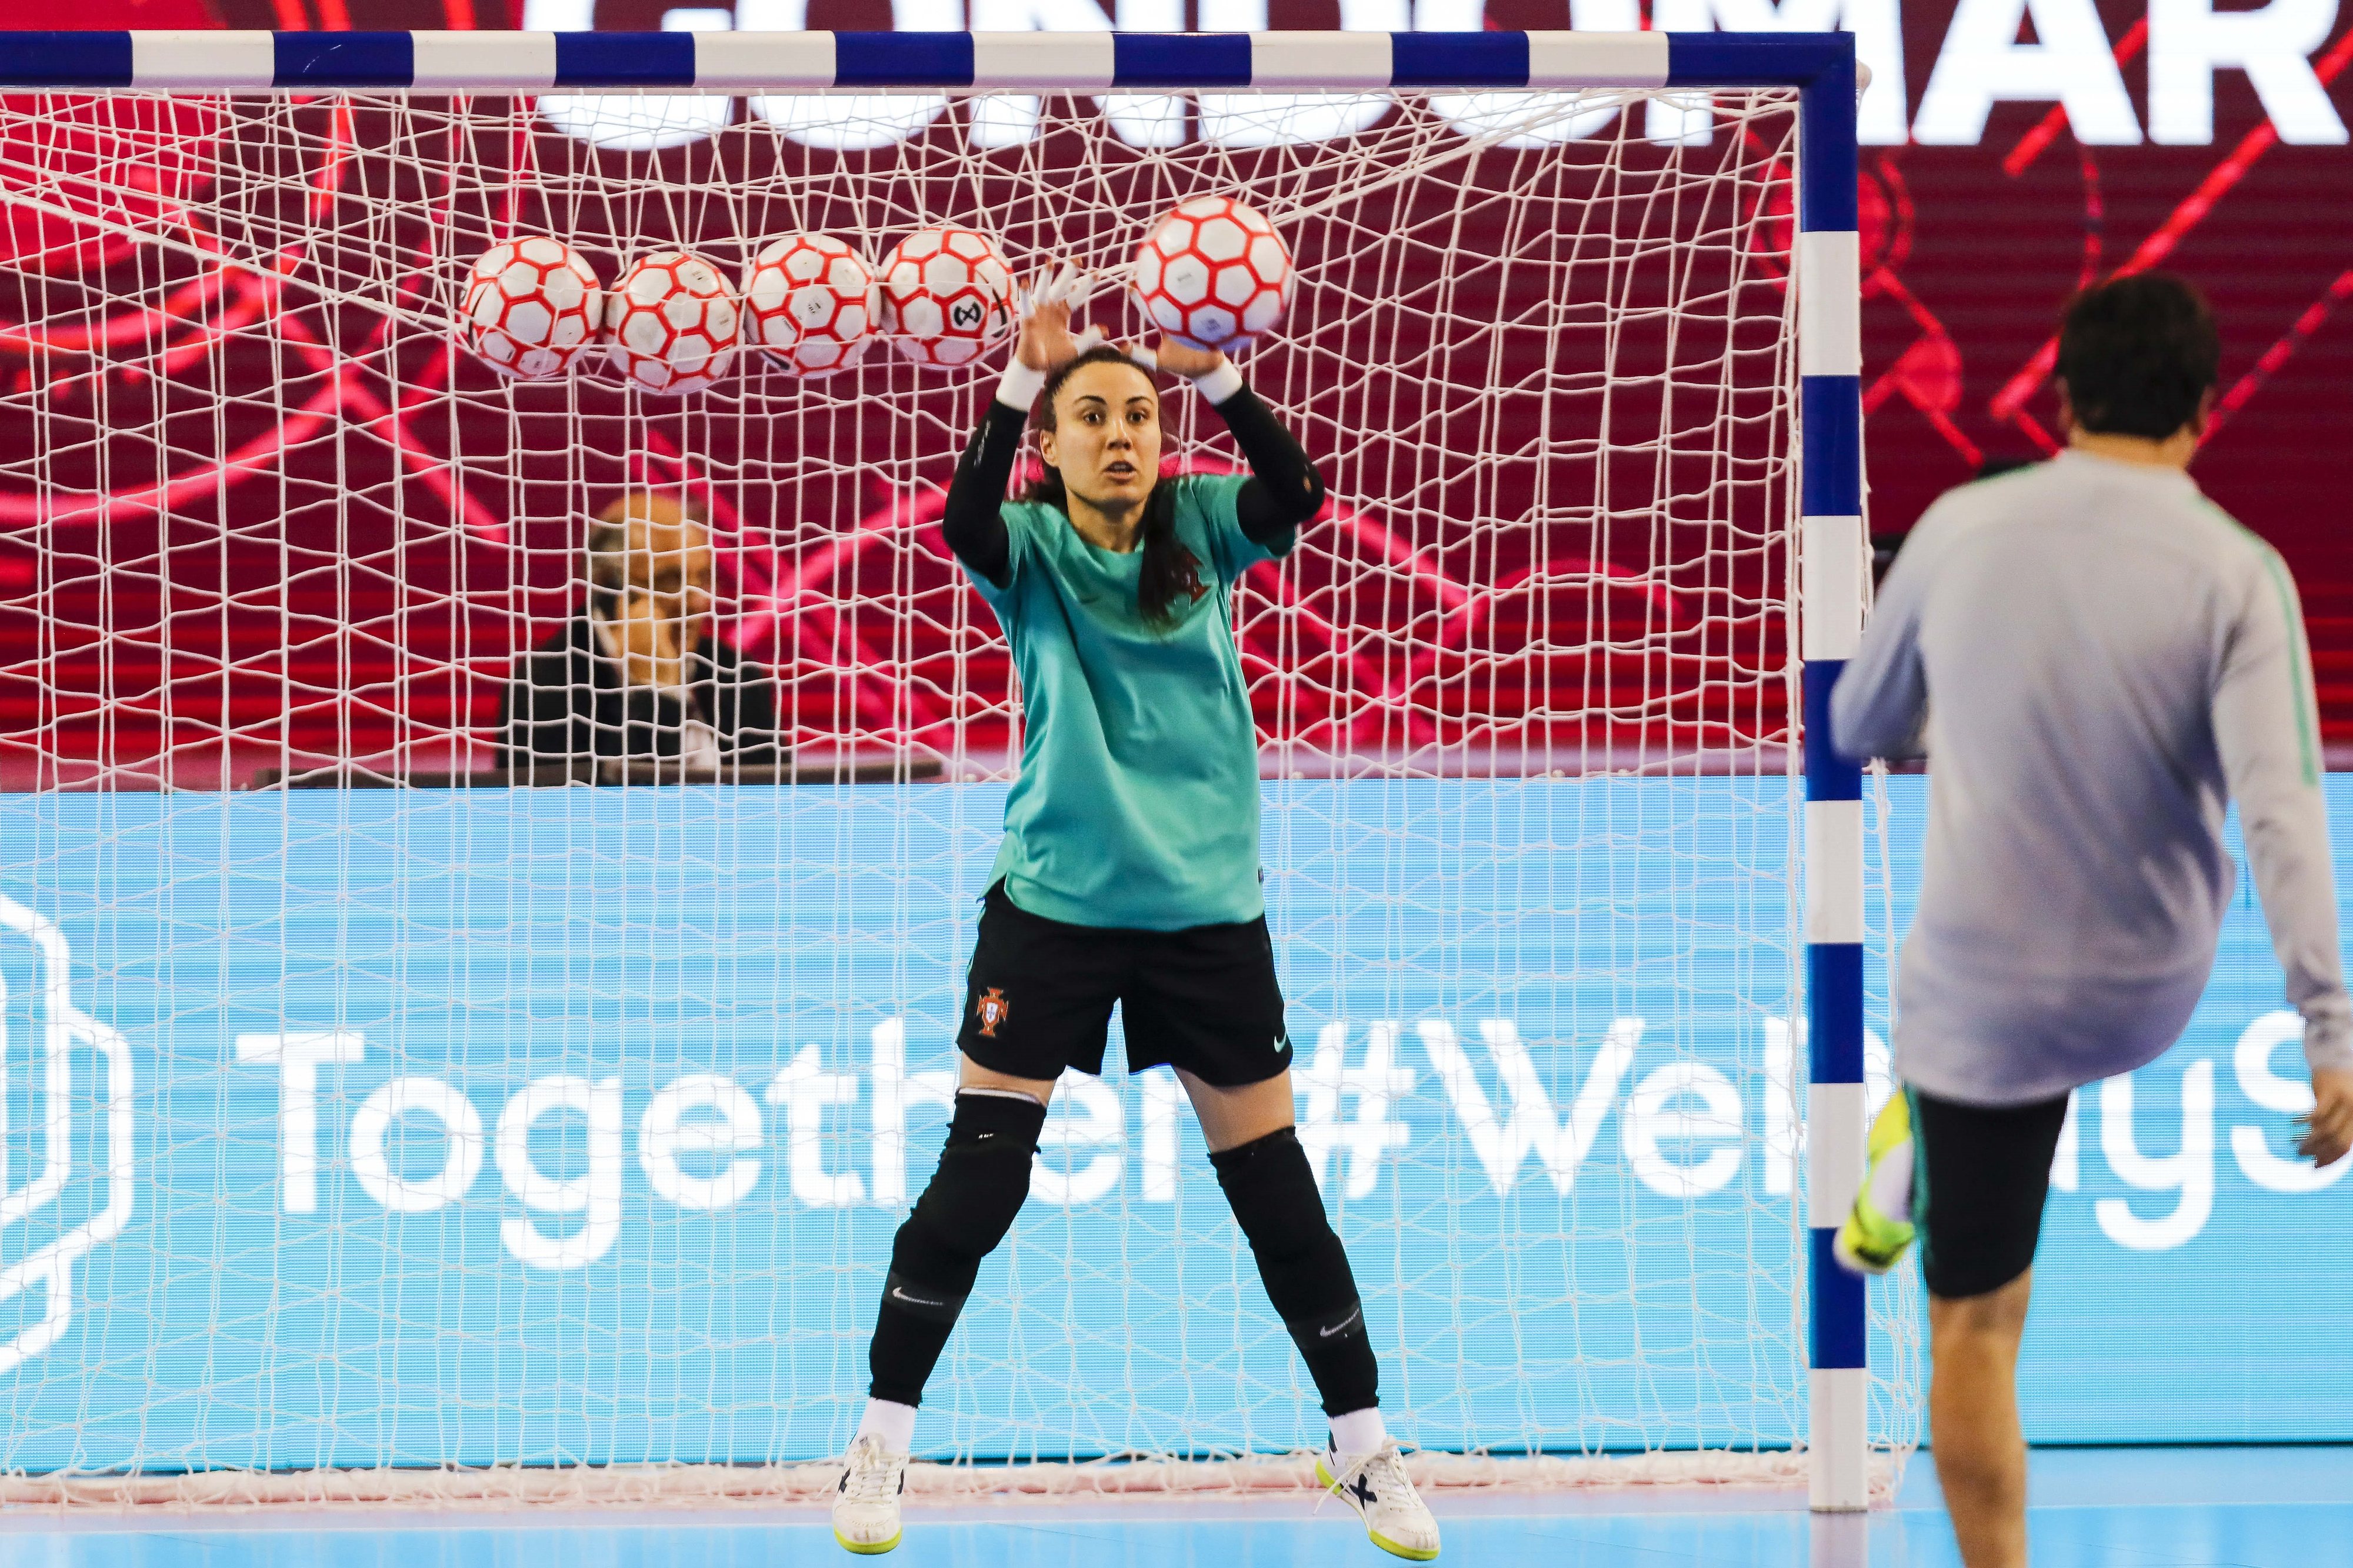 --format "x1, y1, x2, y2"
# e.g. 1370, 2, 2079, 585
0, 29, 1856, 95
0, 19, 1869, 1513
